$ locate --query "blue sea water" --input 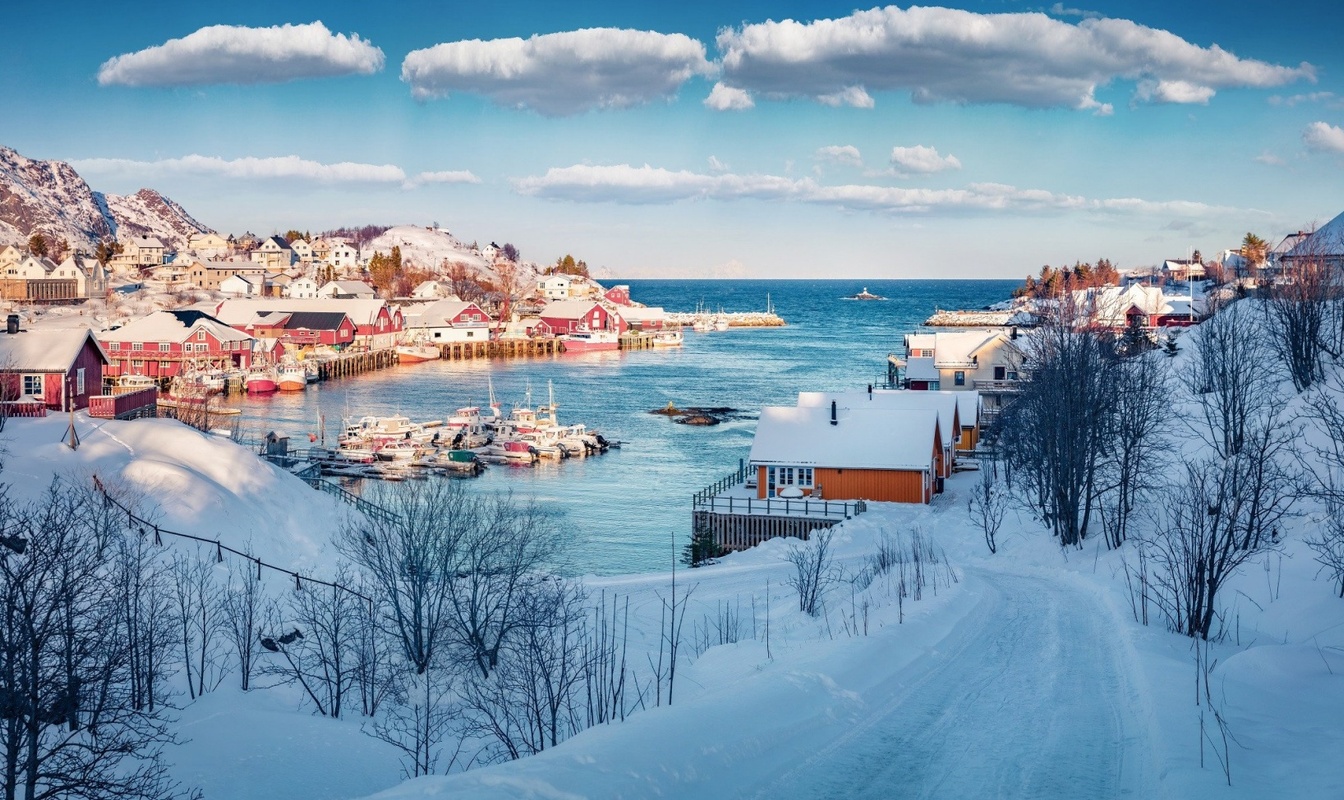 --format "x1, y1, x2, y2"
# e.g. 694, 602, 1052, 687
226, 279, 1017, 576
